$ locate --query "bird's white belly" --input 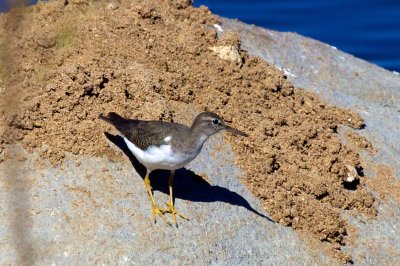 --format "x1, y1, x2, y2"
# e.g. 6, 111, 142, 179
123, 137, 195, 171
